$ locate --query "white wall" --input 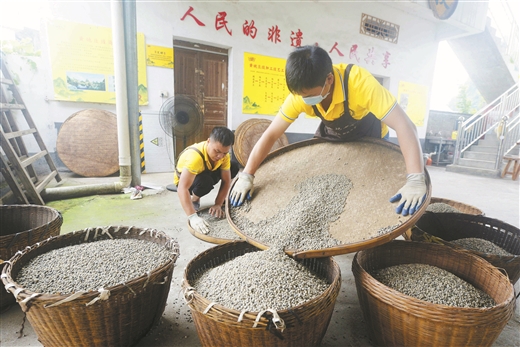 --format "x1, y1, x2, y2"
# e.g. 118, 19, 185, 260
2, 0, 487, 155
137, 1, 441, 138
